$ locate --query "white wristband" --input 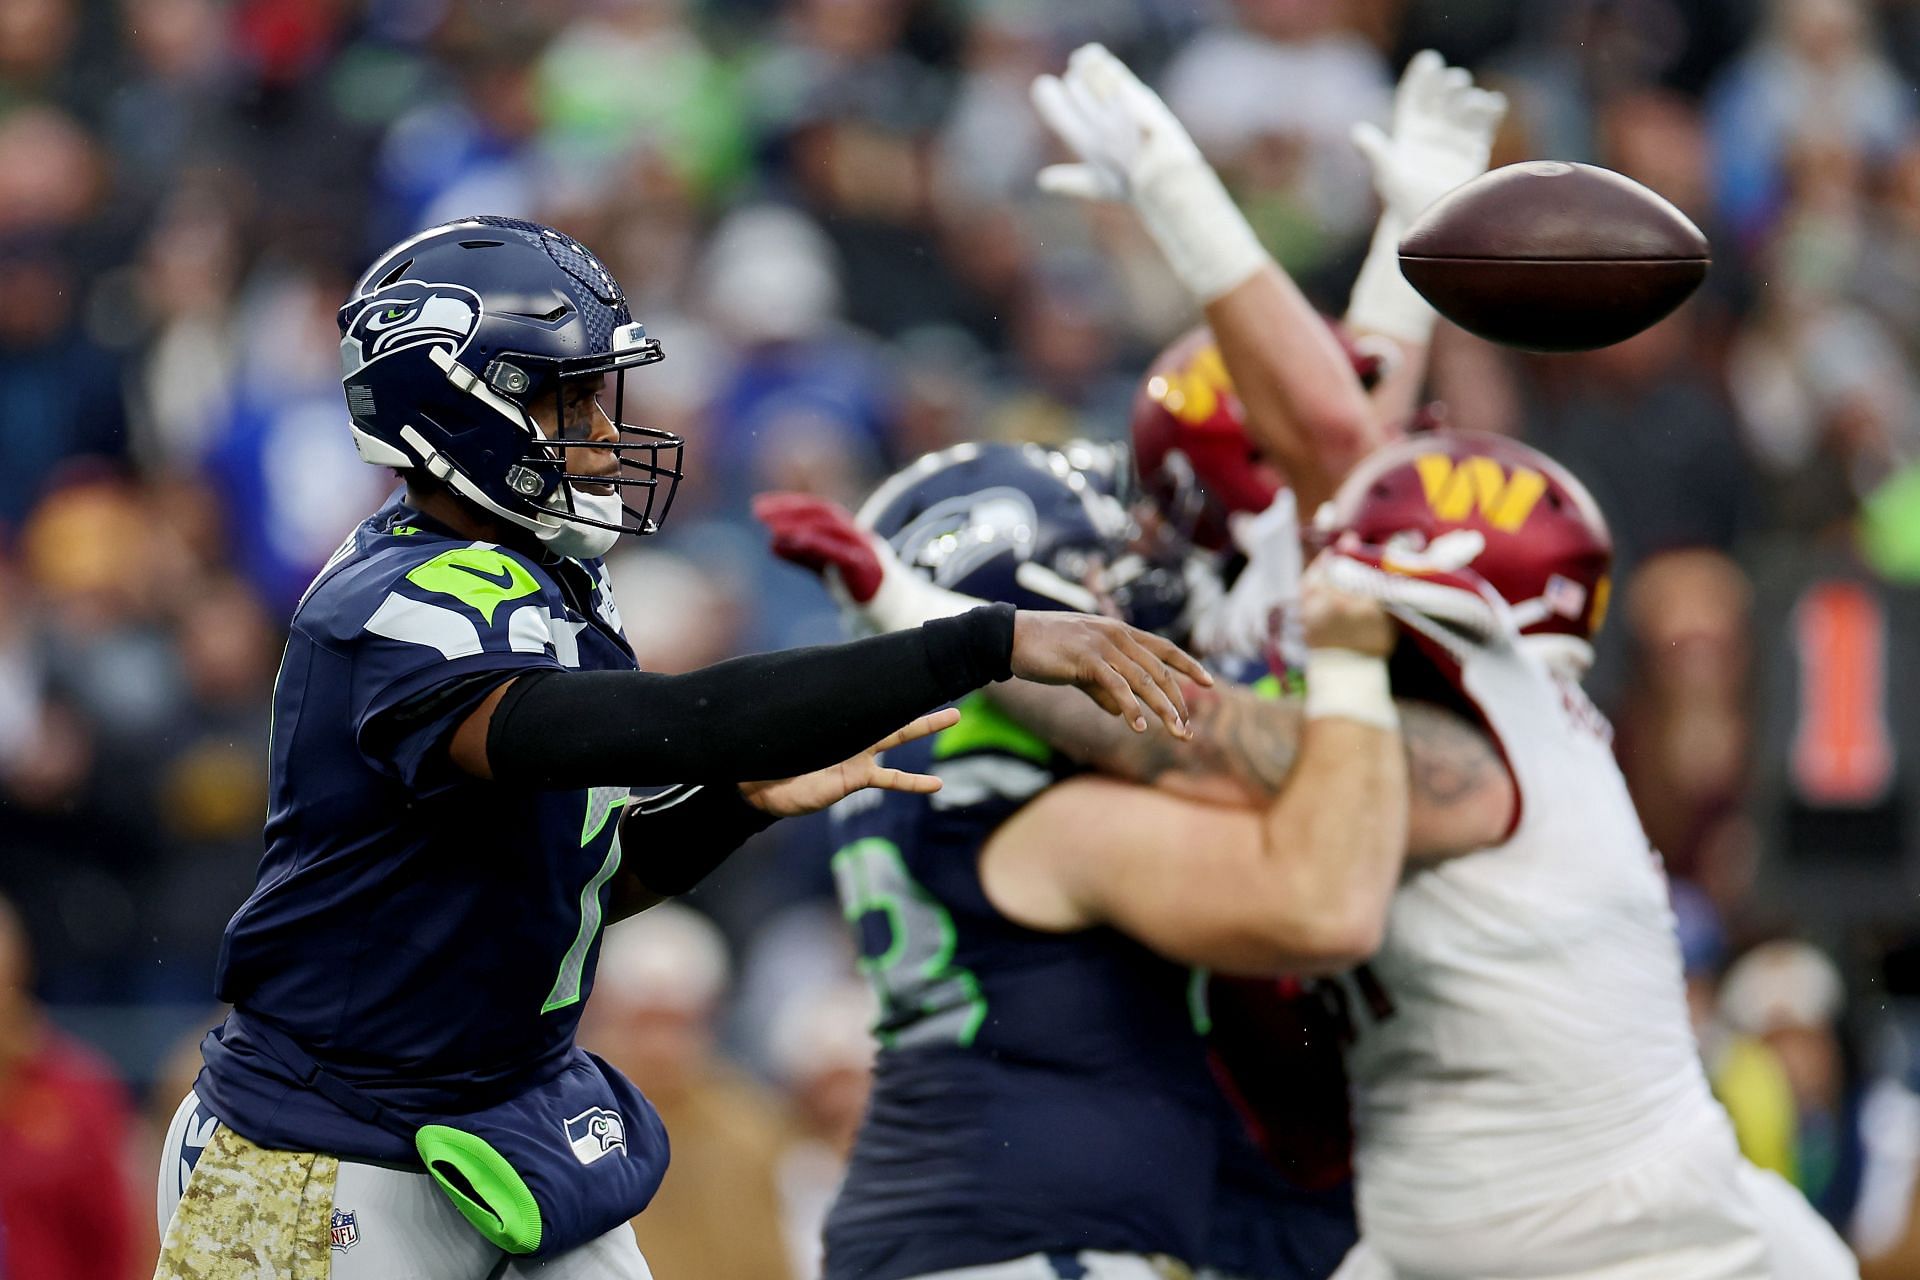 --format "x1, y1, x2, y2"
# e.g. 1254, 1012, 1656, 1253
1304, 648, 1399, 730
862, 558, 983, 632
1345, 213, 1437, 345
1134, 159, 1270, 304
